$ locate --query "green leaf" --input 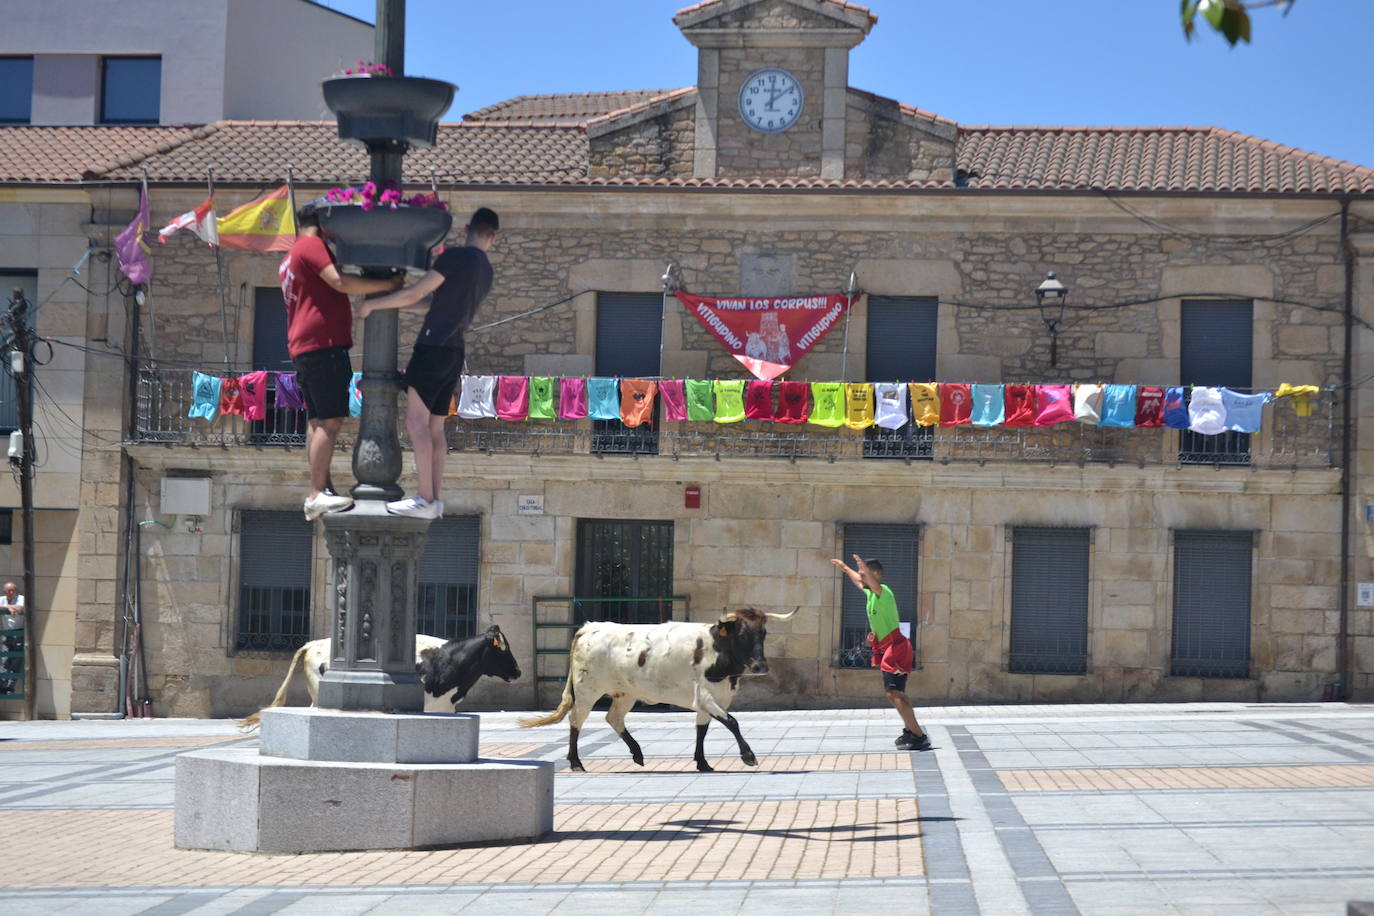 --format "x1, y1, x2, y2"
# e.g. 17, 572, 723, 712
1200, 0, 1225, 29
1181, 0, 1201, 39
1219, 7, 1250, 44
